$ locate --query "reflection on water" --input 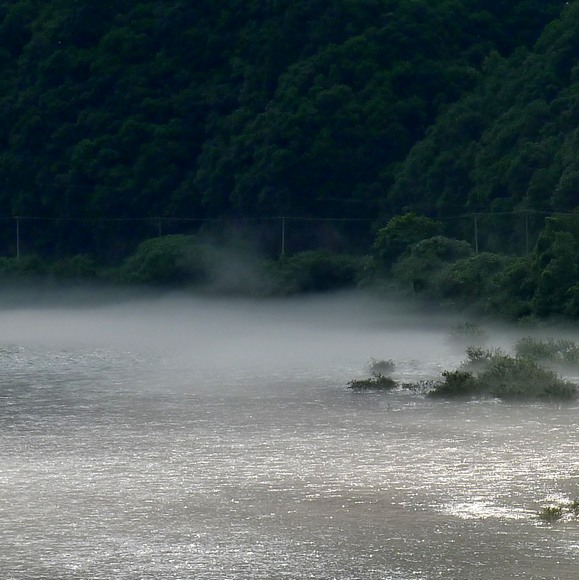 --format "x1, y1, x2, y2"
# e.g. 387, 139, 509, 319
0, 295, 578, 579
